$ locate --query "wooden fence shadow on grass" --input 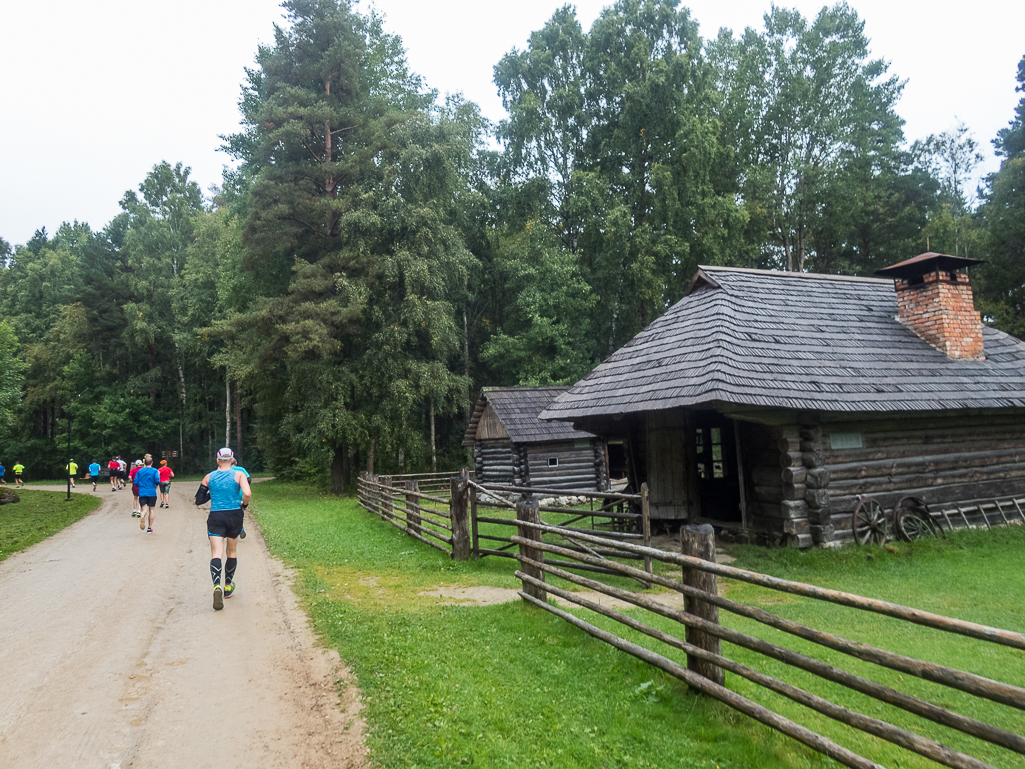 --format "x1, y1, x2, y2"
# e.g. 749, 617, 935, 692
510, 522, 1025, 769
